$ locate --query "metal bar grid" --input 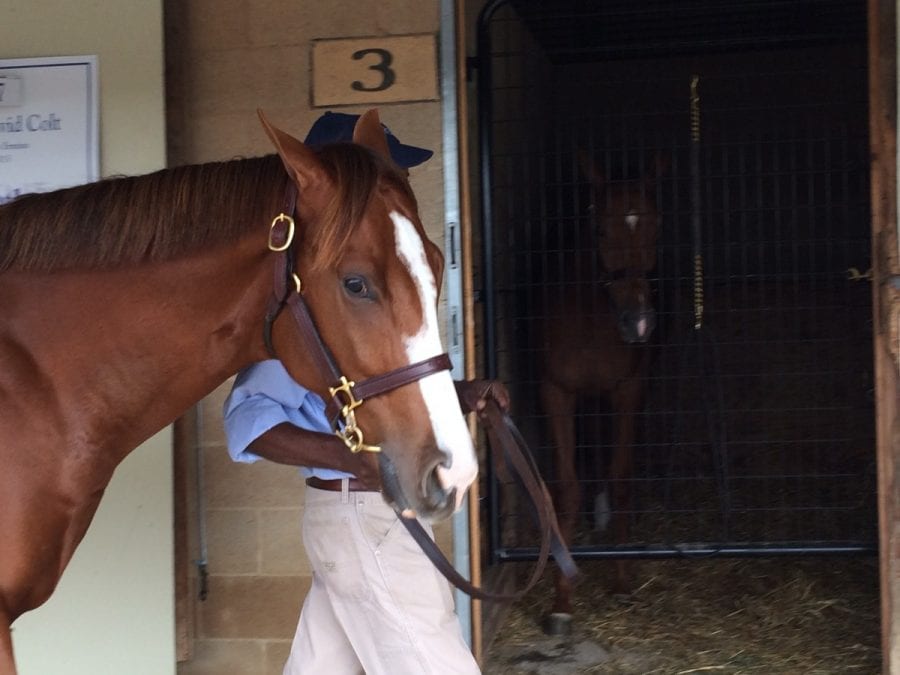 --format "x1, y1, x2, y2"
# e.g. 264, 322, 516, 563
477, 0, 877, 564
